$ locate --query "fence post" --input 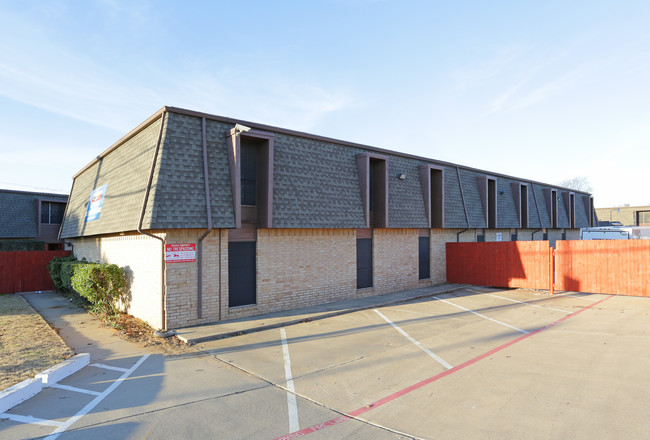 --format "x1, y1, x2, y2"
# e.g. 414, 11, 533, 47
549, 246, 555, 295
